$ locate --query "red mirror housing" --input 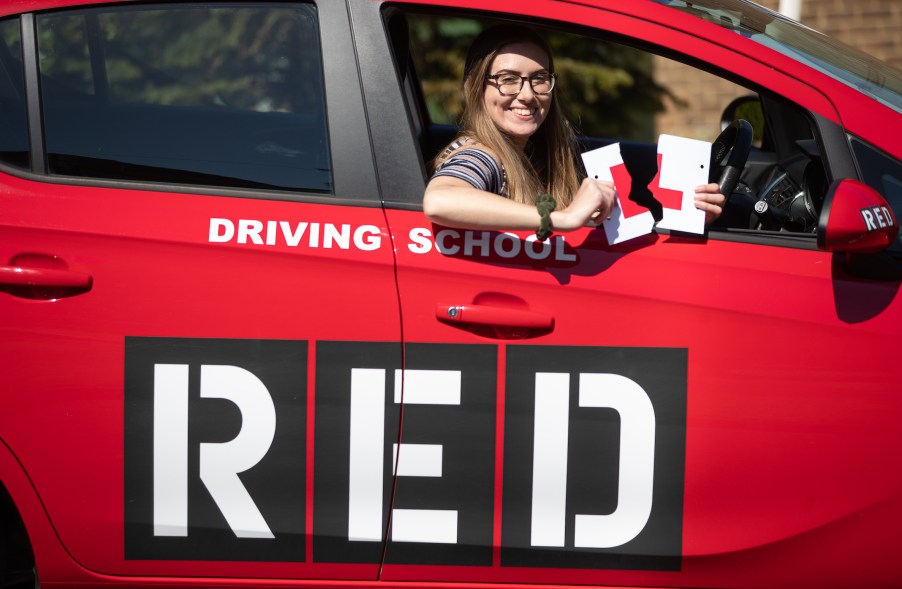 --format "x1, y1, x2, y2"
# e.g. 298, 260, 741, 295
817, 179, 899, 253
